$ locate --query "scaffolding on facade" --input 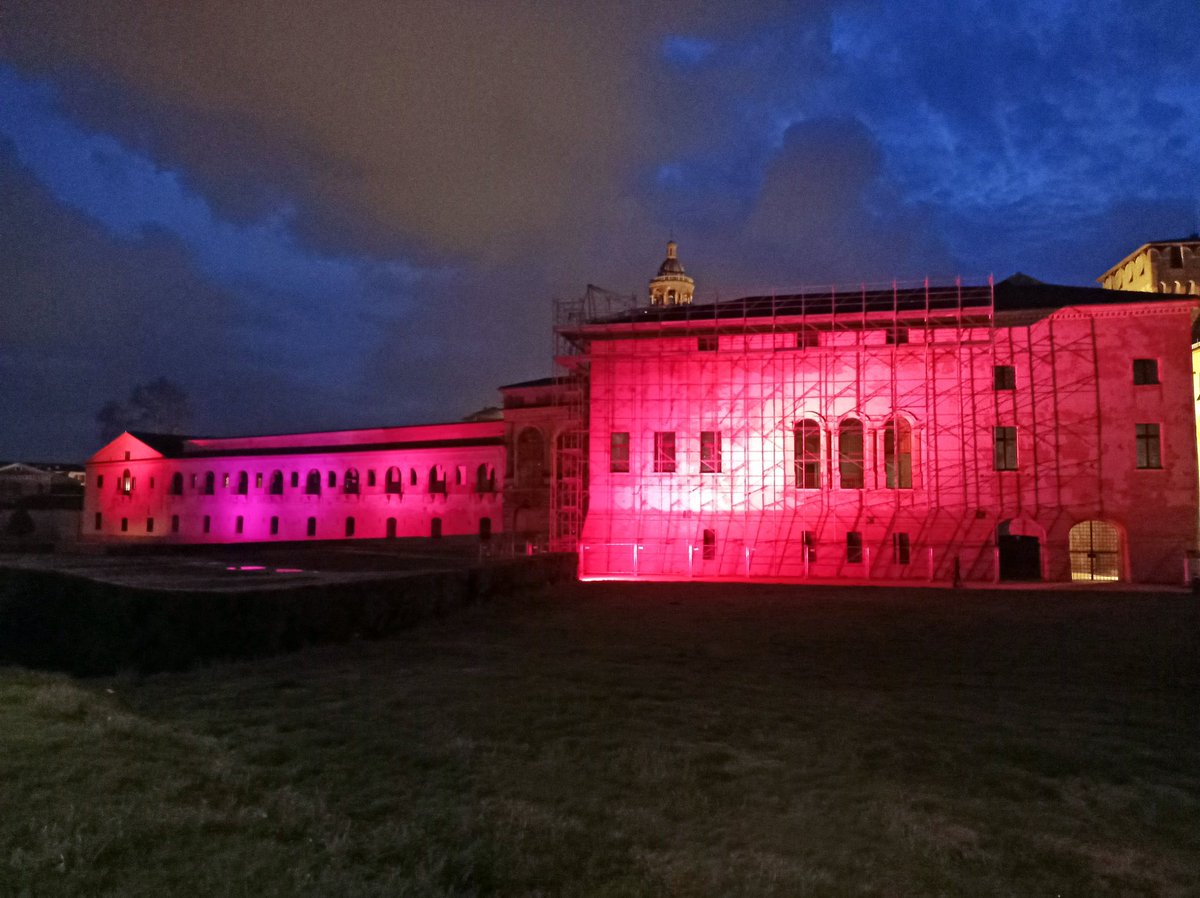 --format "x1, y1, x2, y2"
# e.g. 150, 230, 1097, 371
553, 276, 1019, 580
